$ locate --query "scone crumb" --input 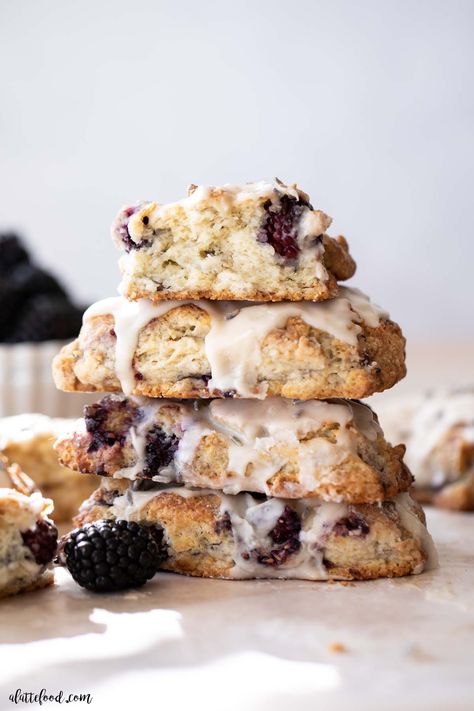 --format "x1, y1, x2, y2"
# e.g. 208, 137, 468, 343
328, 641, 347, 654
